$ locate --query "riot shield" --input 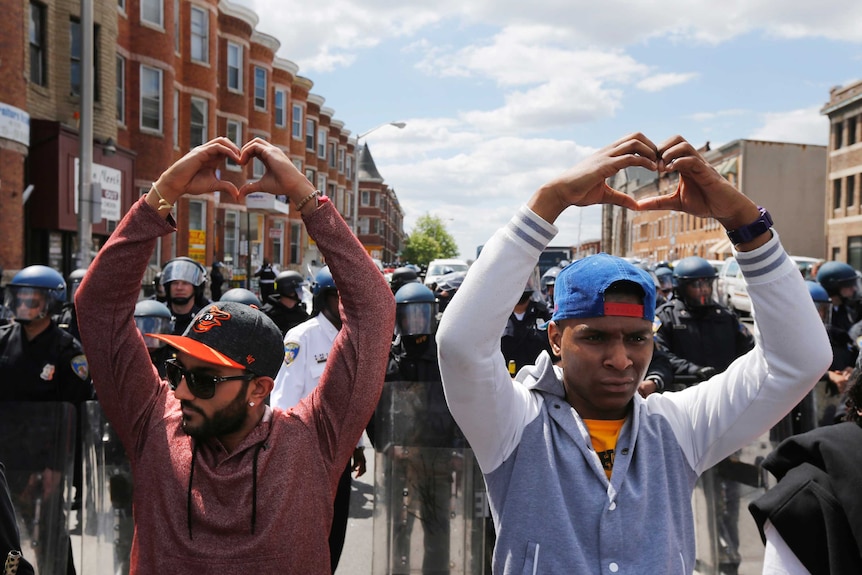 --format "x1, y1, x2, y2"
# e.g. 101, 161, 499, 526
0, 402, 76, 575
78, 401, 134, 575
372, 379, 487, 575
